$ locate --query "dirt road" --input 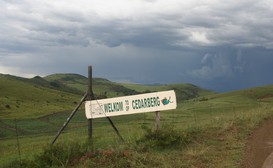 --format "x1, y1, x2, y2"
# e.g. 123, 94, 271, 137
241, 118, 273, 168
